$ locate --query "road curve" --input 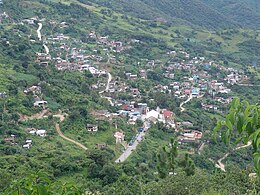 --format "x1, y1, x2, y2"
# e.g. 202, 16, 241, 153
216, 141, 252, 171
54, 114, 88, 150
100, 72, 114, 106
19, 109, 49, 121
55, 123, 88, 150
37, 23, 50, 54
43, 44, 49, 54
180, 94, 193, 112
37, 23, 43, 41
